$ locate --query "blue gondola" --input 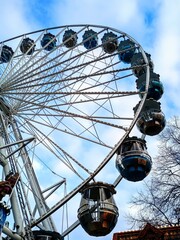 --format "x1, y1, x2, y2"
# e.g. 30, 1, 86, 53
82, 29, 98, 50
118, 39, 136, 64
20, 38, 35, 55
131, 52, 154, 77
41, 33, 57, 51
133, 99, 166, 136
78, 182, 118, 236
0, 45, 14, 63
101, 32, 118, 54
62, 29, 78, 48
0, 202, 10, 235
136, 71, 164, 100
116, 136, 152, 182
